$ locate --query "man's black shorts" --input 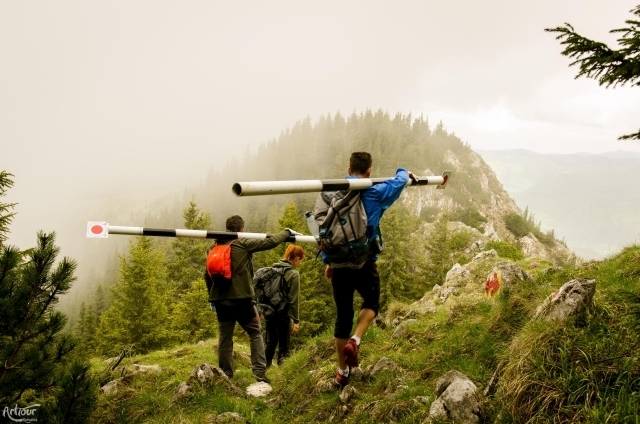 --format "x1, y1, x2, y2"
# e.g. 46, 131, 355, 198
331, 261, 380, 339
